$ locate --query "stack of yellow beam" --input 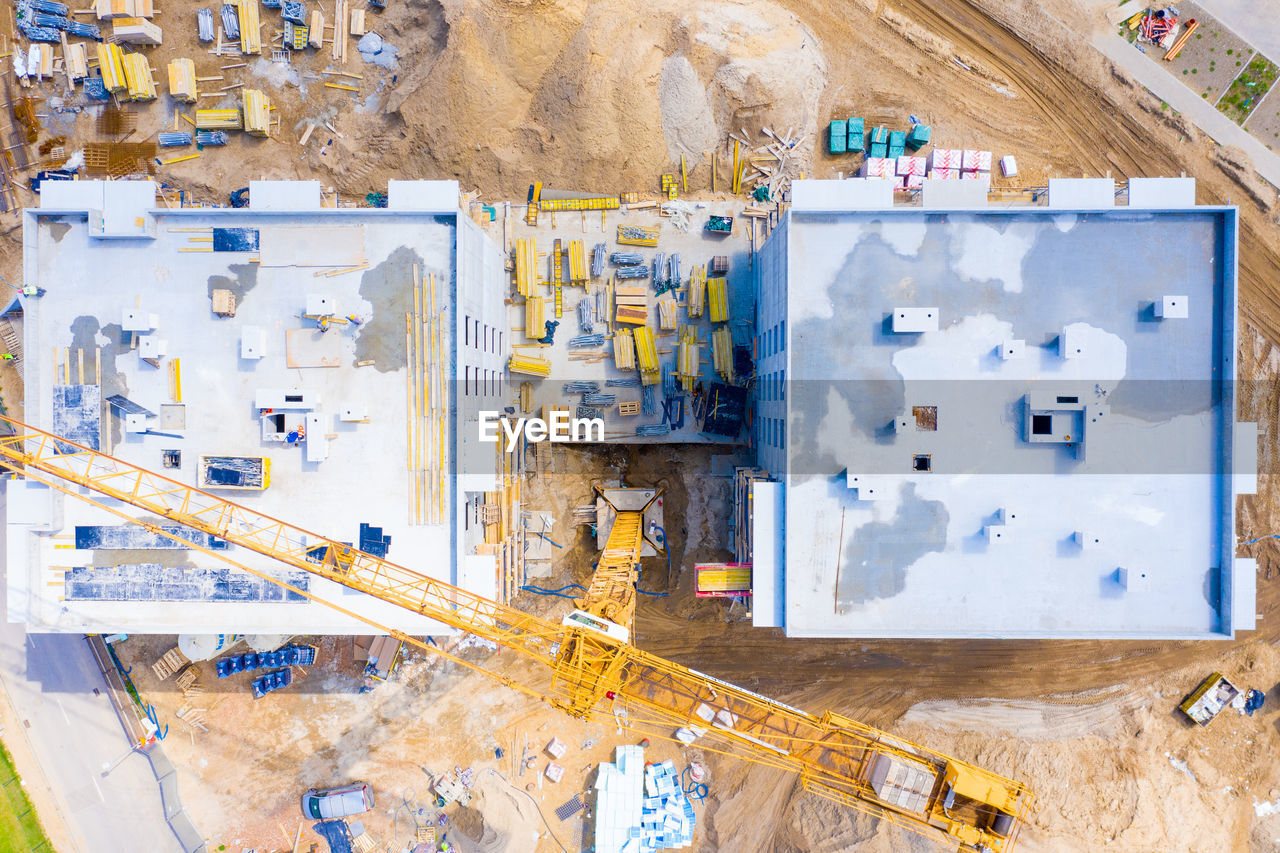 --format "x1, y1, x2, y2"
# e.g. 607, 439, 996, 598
712, 325, 734, 382
514, 239, 537, 297
509, 353, 552, 377
525, 296, 545, 340
708, 277, 728, 323
657, 294, 678, 331
122, 53, 156, 100
167, 58, 197, 103
634, 327, 660, 385
613, 329, 635, 370
95, 0, 153, 17
195, 109, 242, 129
236, 0, 262, 53
687, 264, 706, 318
242, 89, 271, 136
568, 240, 587, 283
64, 43, 88, 80
97, 42, 127, 93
